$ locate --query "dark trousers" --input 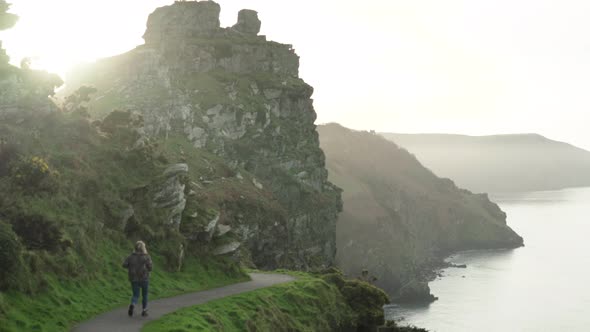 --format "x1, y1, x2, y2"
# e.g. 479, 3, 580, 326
130, 280, 149, 309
